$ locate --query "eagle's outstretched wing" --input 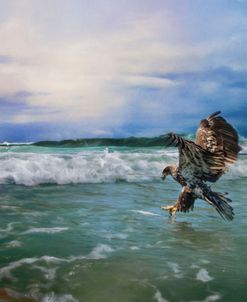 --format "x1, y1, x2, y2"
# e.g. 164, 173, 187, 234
165, 112, 241, 182
165, 133, 226, 182
195, 111, 241, 164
